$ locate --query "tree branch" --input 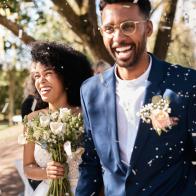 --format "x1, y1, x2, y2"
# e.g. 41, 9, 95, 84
51, 0, 85, 36
51, 0, 113, 63
0, 14, 35, 44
